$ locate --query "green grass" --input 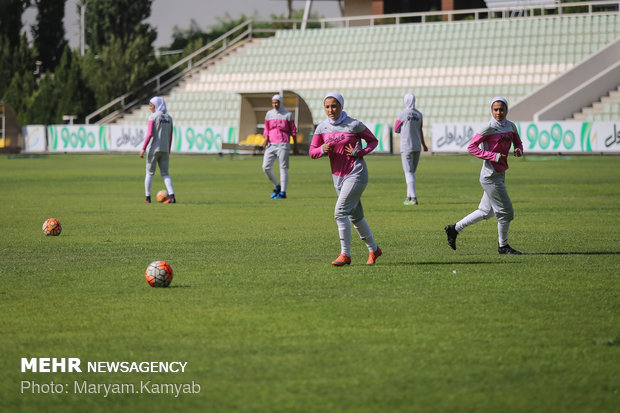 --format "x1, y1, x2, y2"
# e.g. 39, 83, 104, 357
1, 153, 619, 413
